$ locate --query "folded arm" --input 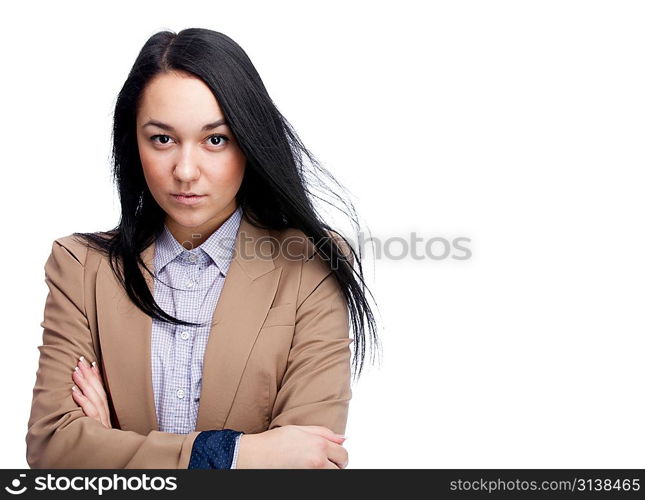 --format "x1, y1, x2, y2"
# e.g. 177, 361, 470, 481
268, 239, 354, 435
26, 238, 201, 469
